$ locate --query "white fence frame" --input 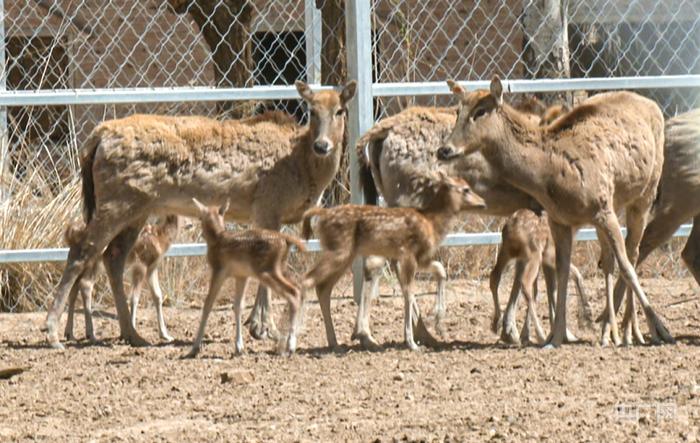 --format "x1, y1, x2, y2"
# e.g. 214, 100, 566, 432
0, 1, 696, 287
